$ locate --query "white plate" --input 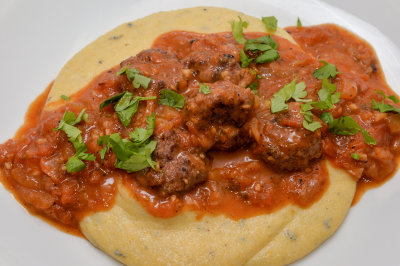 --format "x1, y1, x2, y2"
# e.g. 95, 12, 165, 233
0, 0, 399, 265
